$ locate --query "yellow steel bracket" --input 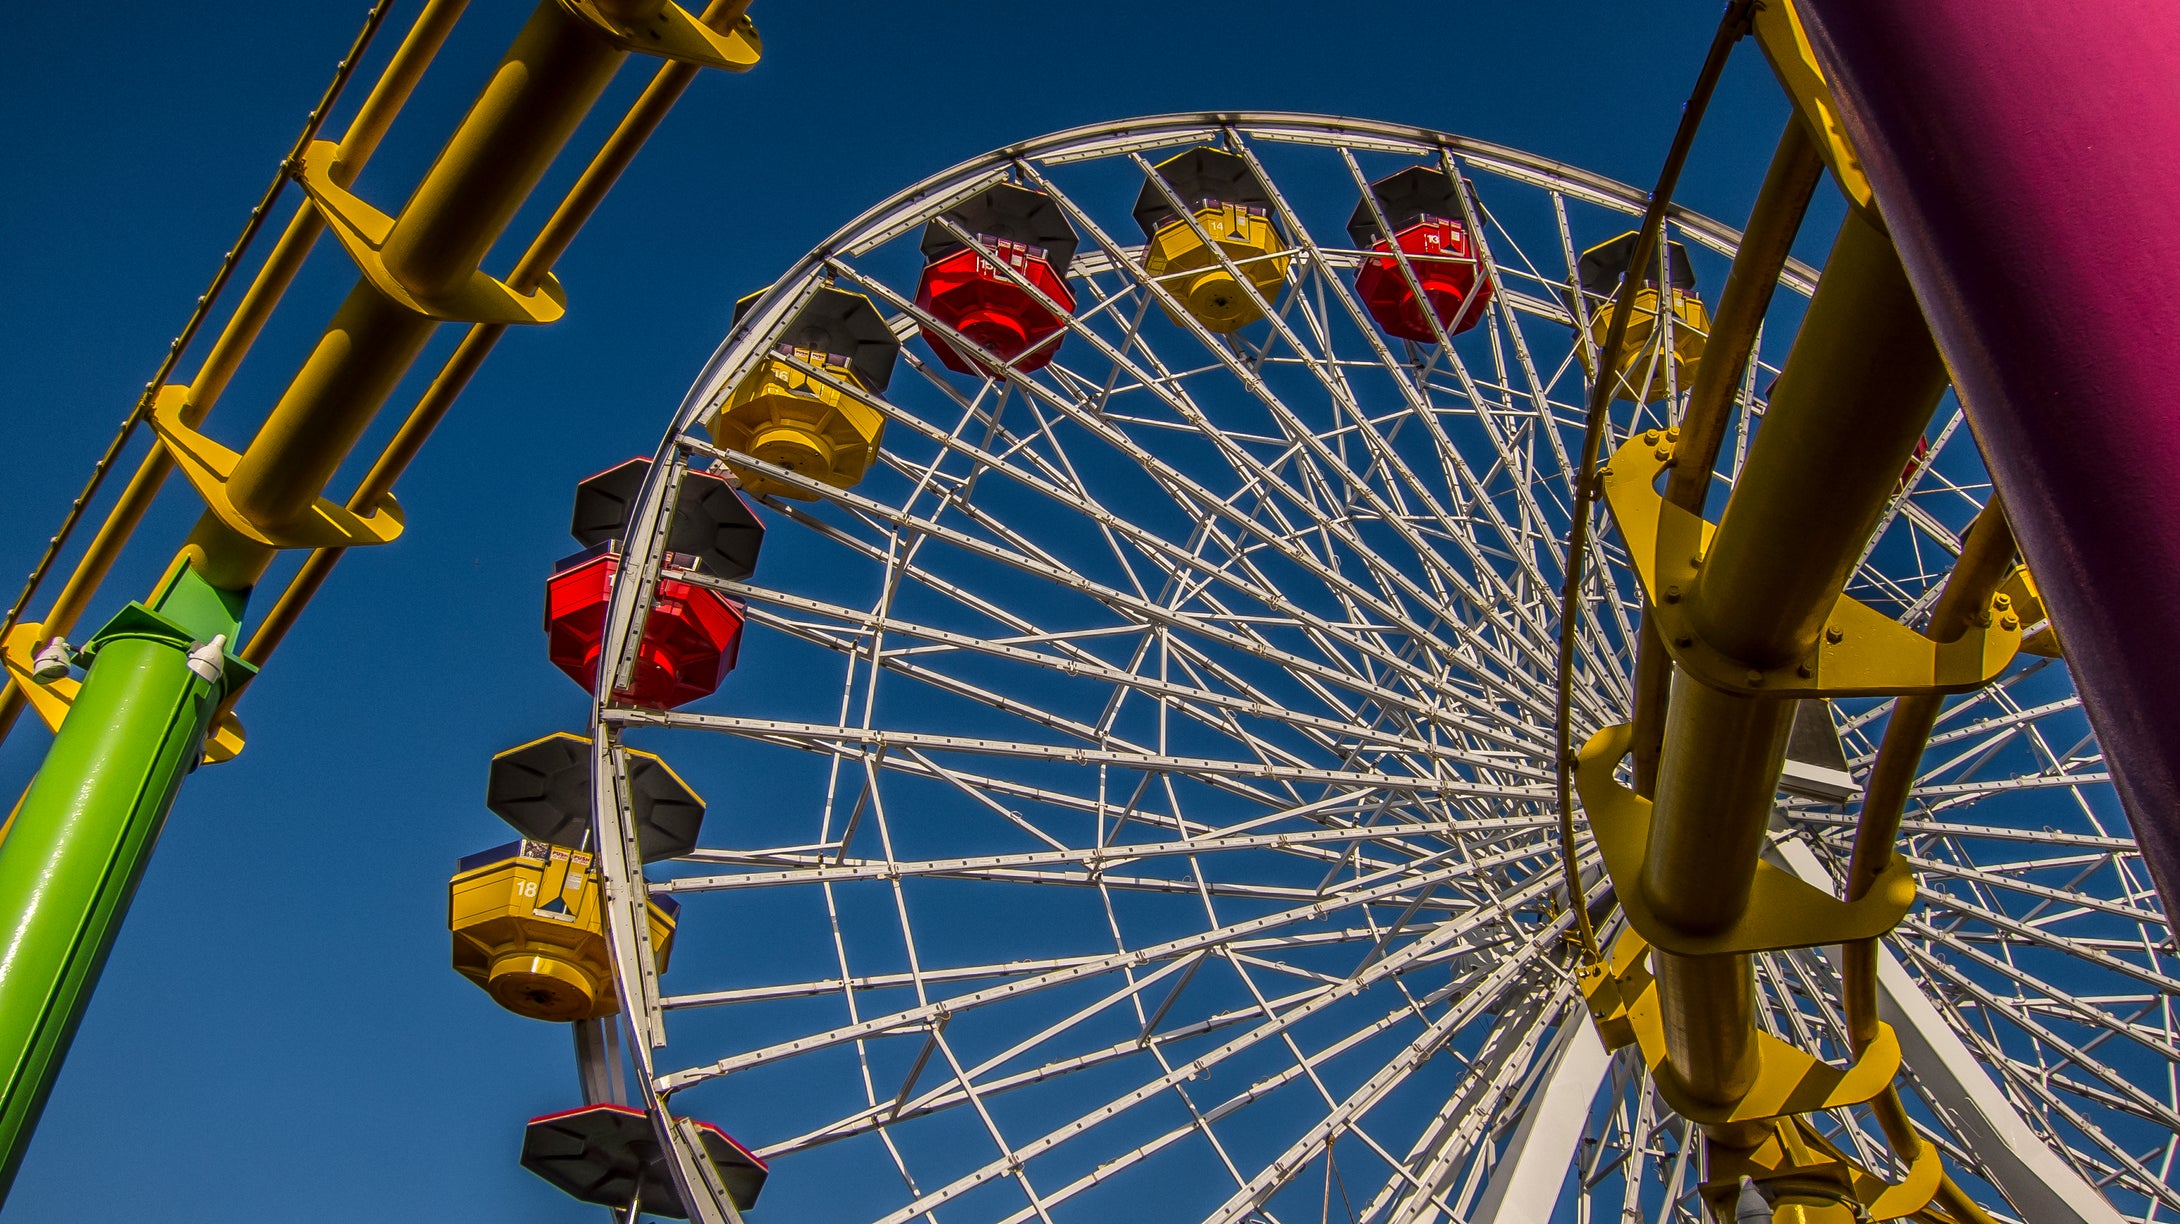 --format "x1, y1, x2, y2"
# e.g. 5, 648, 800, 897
292, 141, 569, 325
2, 621, 246, 763
1704, 1115, 1945, 1221
1575, 723, 1915, 955
1601, 433, 2019, 698
146, 385, 406, 552
1749, 0, 1876, 216
1999, 564, 2063, 658
556, 0, 762, 71
1702, 1124, 1942, 1221
1582, 927, 1904, 1125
